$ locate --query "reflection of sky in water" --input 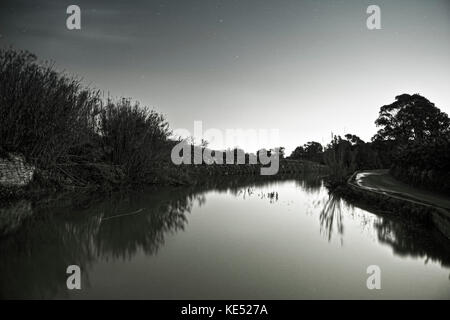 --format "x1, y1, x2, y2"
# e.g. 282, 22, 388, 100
0, 176, 449, 299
